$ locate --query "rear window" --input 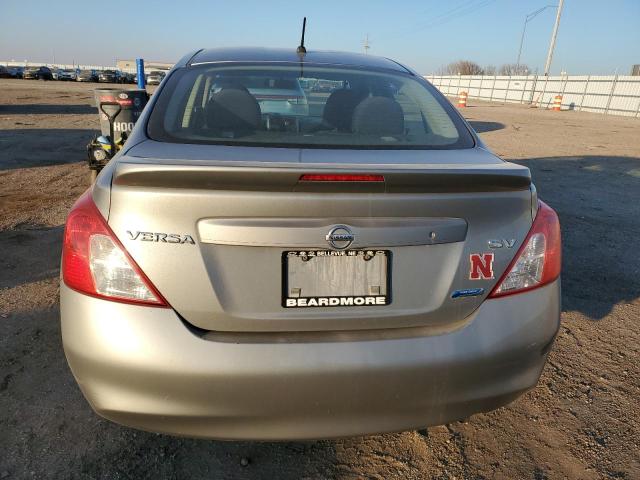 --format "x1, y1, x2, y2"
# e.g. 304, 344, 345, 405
148, 64, 474, 150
